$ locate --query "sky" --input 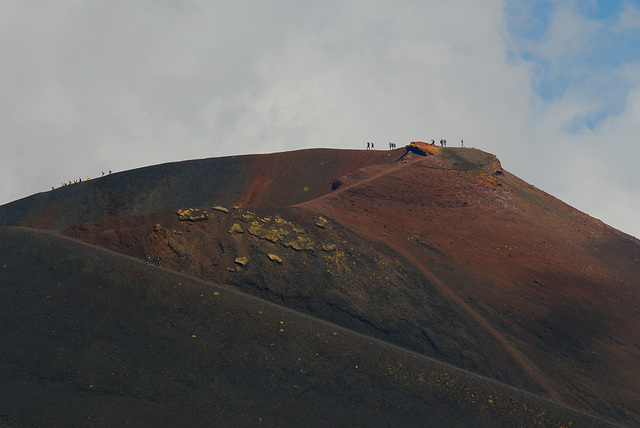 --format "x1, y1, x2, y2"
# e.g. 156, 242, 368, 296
2, 0, 640, 238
